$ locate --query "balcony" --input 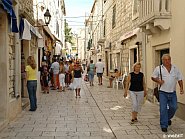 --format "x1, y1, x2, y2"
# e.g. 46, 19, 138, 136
139, 0, 171, 34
